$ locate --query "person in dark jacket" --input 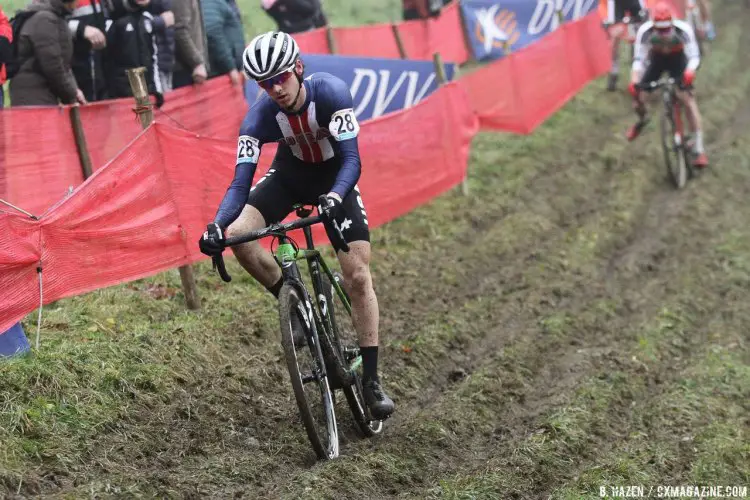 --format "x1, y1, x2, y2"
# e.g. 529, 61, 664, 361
225, 0, 245, 69
68, 0, 109, 102
147, 0, 175, 91
9, 0, 87, 106
260, 0, 327, 34
201, 0, 242, 84
173, 0, 208, 88
103, 0, 163, 103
